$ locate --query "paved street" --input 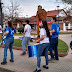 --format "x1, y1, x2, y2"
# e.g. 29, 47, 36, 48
0, 34, 72, 72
